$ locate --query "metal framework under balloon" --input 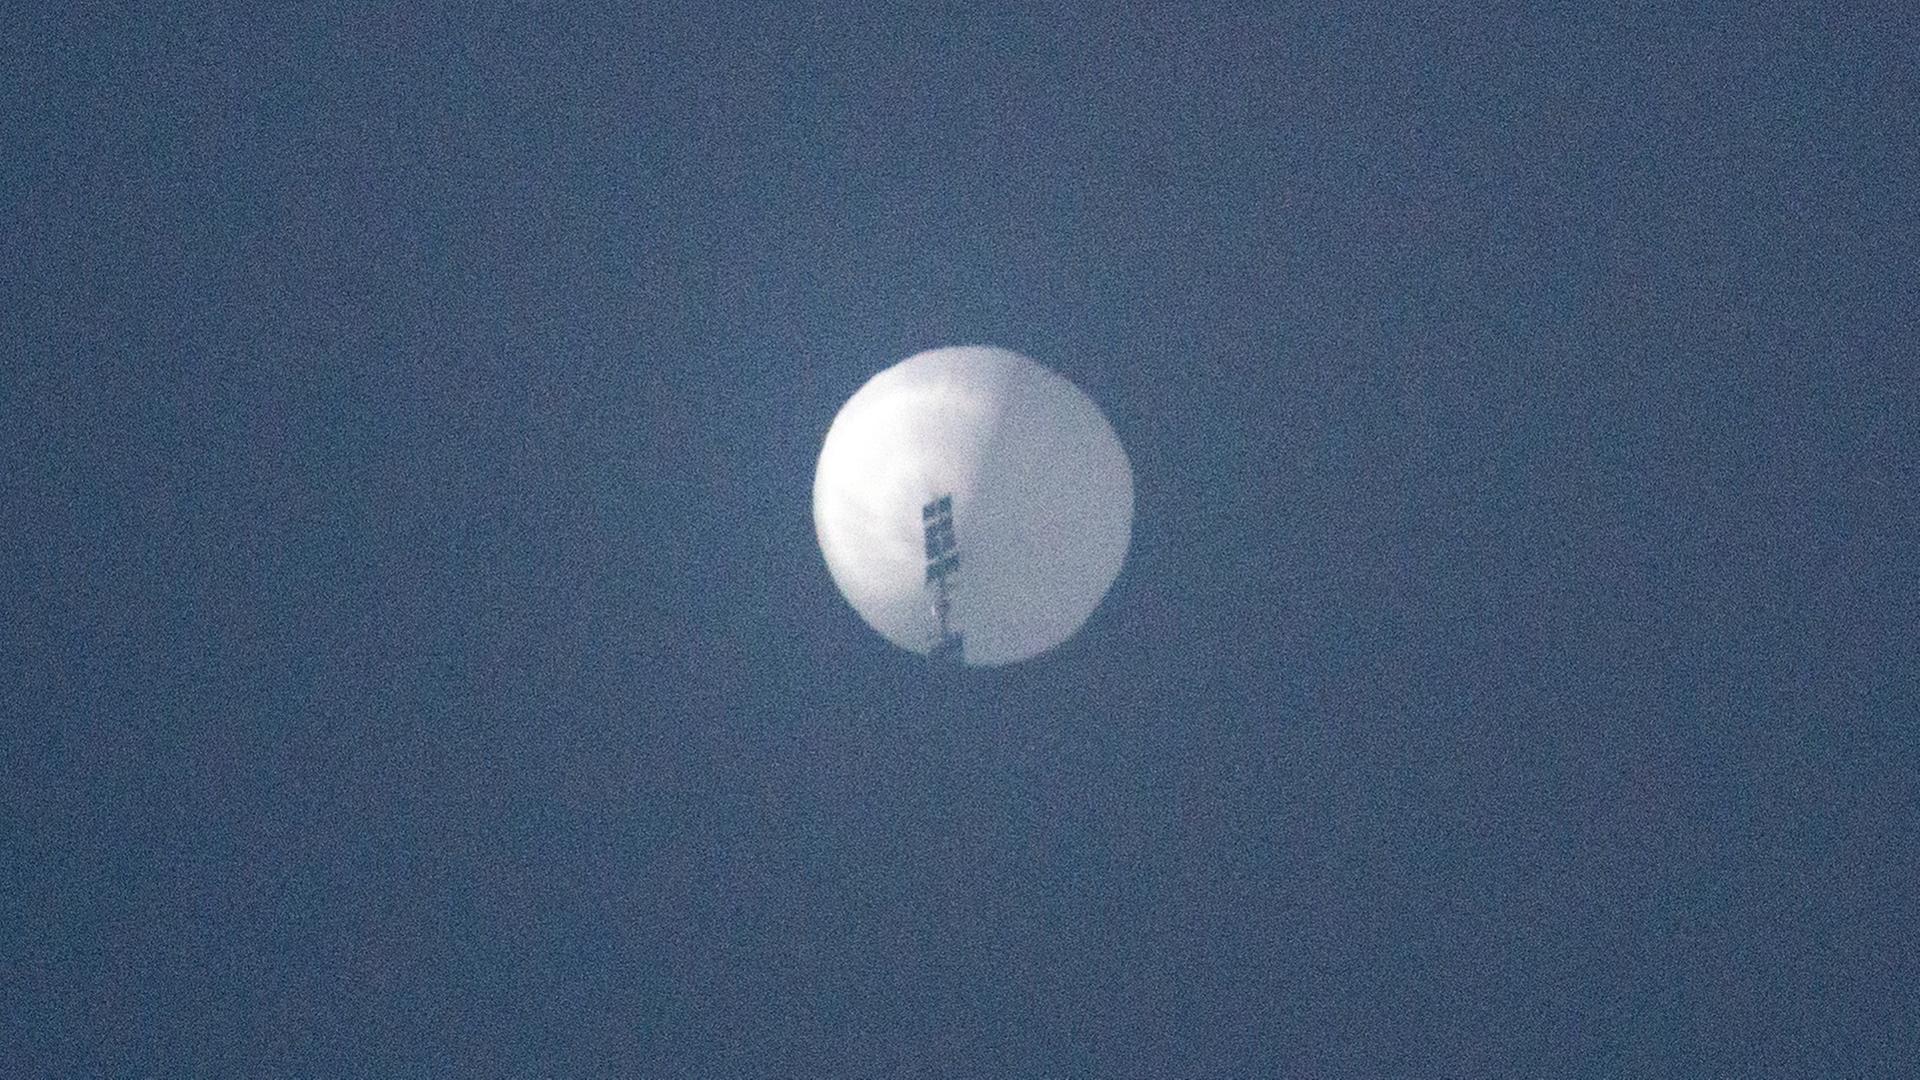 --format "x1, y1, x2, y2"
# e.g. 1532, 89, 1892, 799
922, 494, 963, 663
